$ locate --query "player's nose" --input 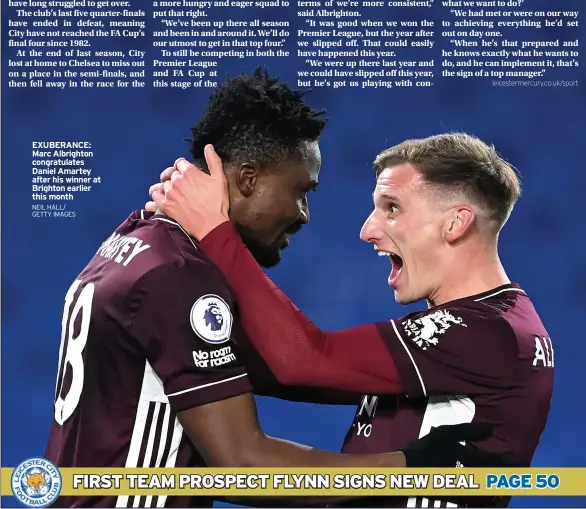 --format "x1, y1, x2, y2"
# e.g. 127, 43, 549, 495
360, 210, 381, 244
299, 197, 310, 225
